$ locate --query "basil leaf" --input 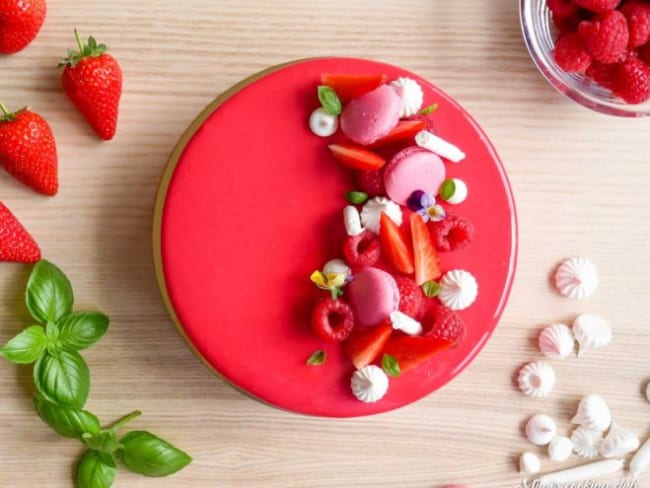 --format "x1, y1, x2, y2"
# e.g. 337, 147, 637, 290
33, 350, 90, 408
438, 179, 456, 201
119, 431, 192, 477
0, 325, 47, 364
33, 395, 100, 439
419, 102, 439, 116
345, 191, 369, 205
58, 312, 109, 350
317, 86, 342, 116
306, 349, 326, 366
26, 260, 74, 324
75, 450, 116, 488
381, 353, 400, 378
82, 430, 122, 454
422, 280, 441, 298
